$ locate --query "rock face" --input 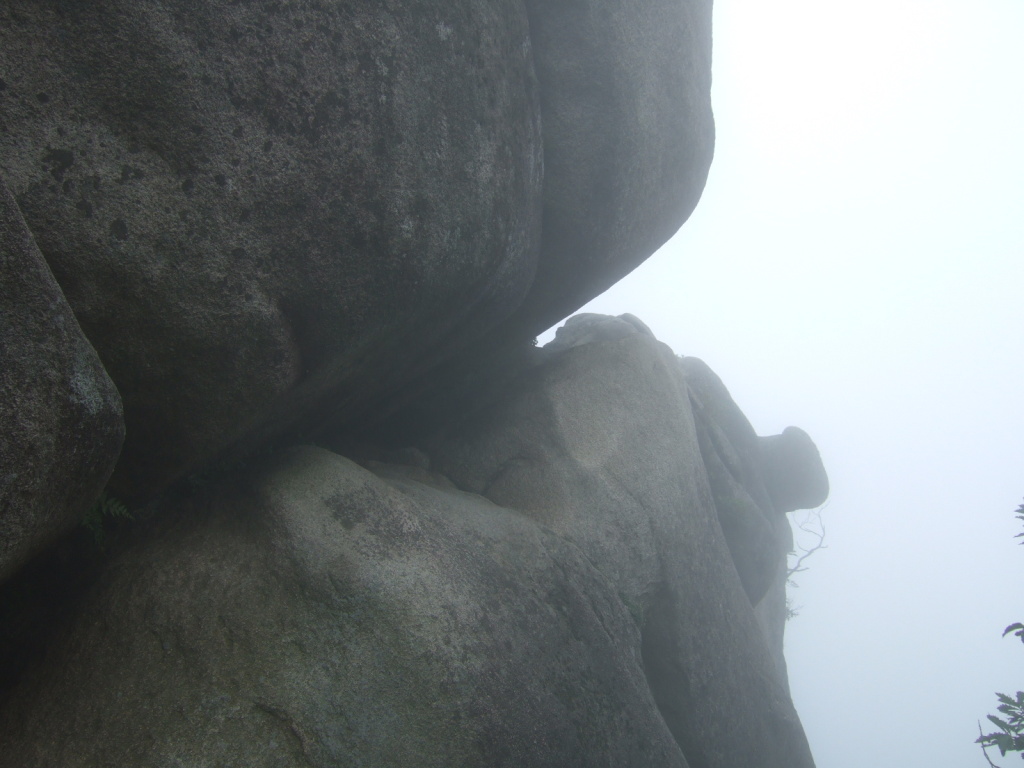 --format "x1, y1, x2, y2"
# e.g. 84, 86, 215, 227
0, 0, 712, 501
0, 448, 687, 768
0, 175, 124, 583
0, 324, 826, 768
760, 427, 831, 515
0, 0, 543, 501
0, 5, 827, 766
423, 320, 825, 767
511, 0, 714, 335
